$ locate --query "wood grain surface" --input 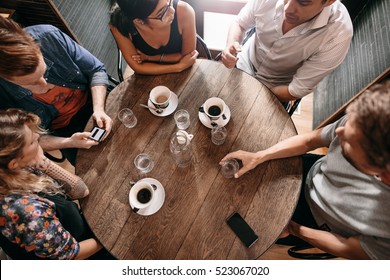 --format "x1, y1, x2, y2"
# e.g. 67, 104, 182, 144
76, 60, 302, 259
